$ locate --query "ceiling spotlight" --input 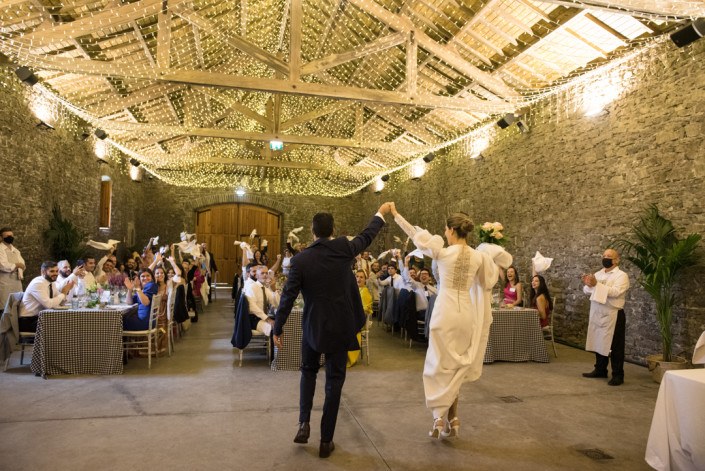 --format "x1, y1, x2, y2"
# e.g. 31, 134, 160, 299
15, 66, 38, 86
670, 18, 705, 48
79, 130, 91, 140
380, 174, 390, 182
129, 158, 140, 167
422, 153, 435, 163
496, 114, 517, 129
94, 129, 108, 140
